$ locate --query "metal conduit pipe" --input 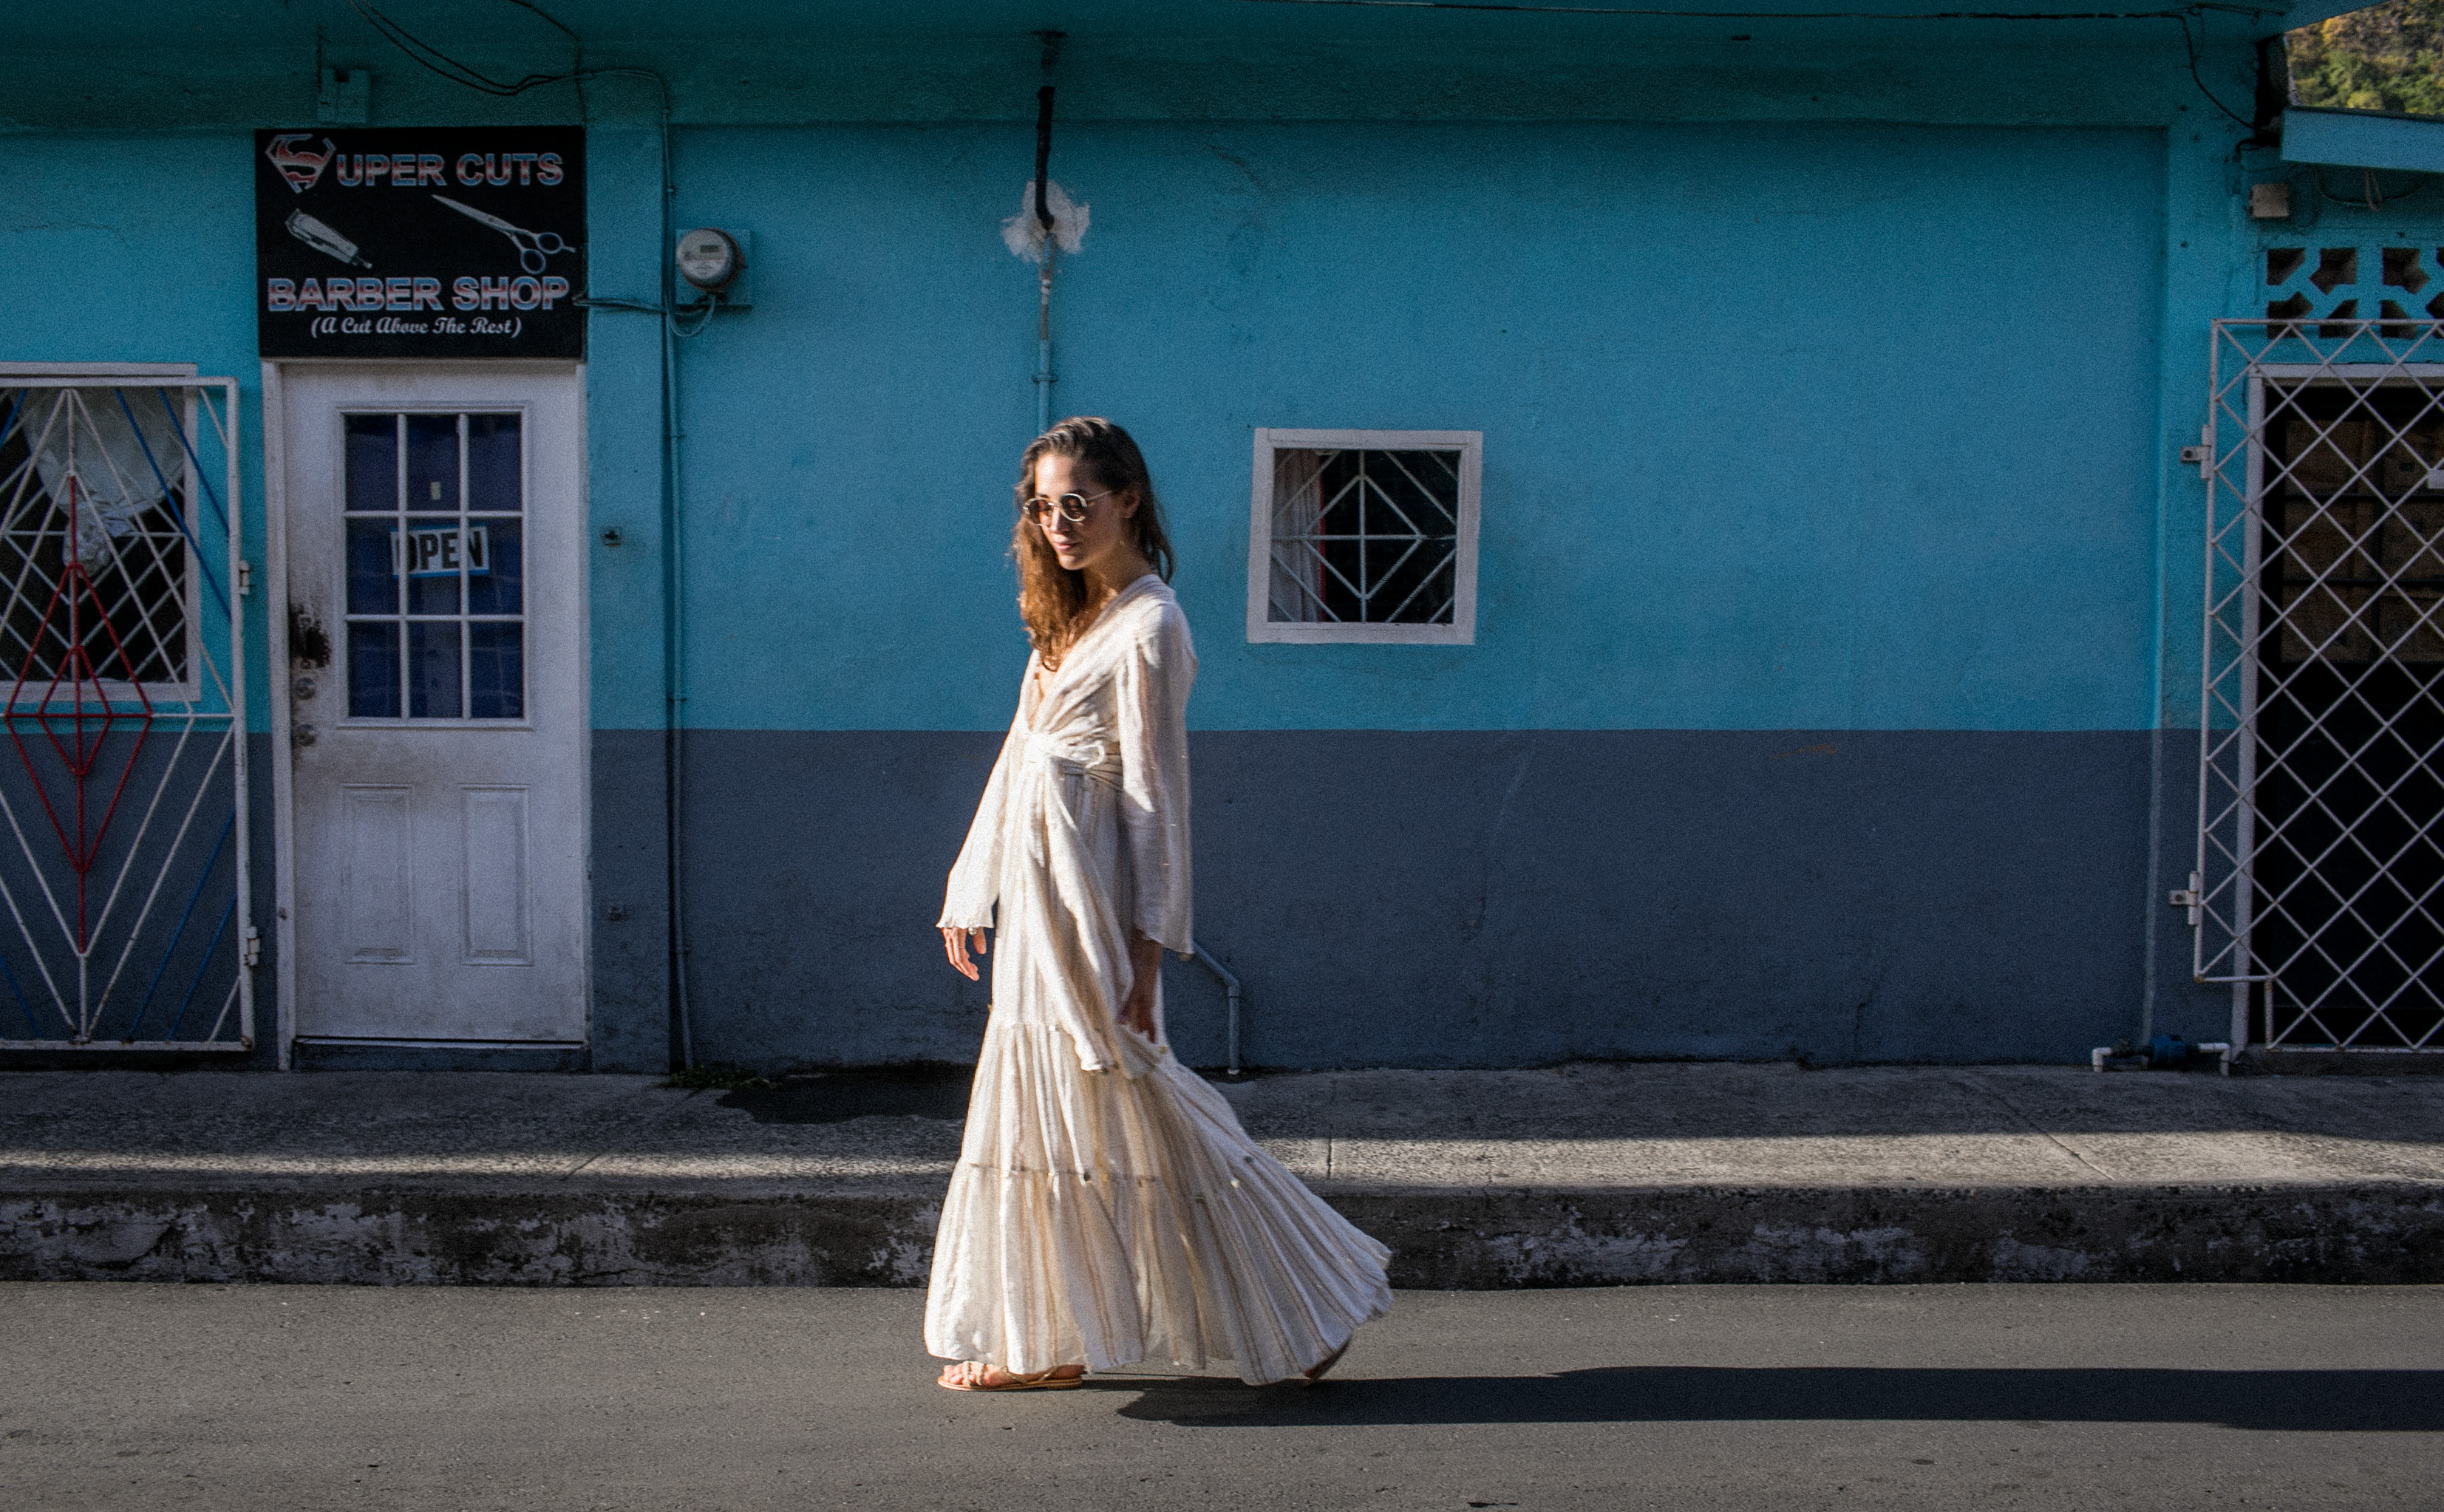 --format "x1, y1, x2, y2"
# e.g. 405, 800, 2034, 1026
1030, 58, 1060, 434
1188, 944, 1243, 1077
